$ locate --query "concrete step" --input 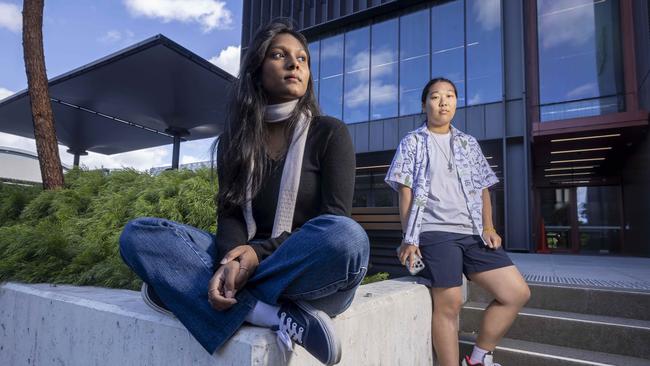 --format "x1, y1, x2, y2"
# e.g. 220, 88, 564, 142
468, 282, 650, 320
460, 302, 650, 359
459, 333, 650, 366
0, 280, 433, 366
